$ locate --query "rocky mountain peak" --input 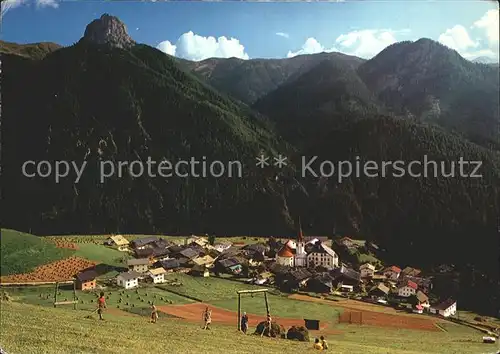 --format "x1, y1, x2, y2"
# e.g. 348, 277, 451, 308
82, 14, 134, 49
